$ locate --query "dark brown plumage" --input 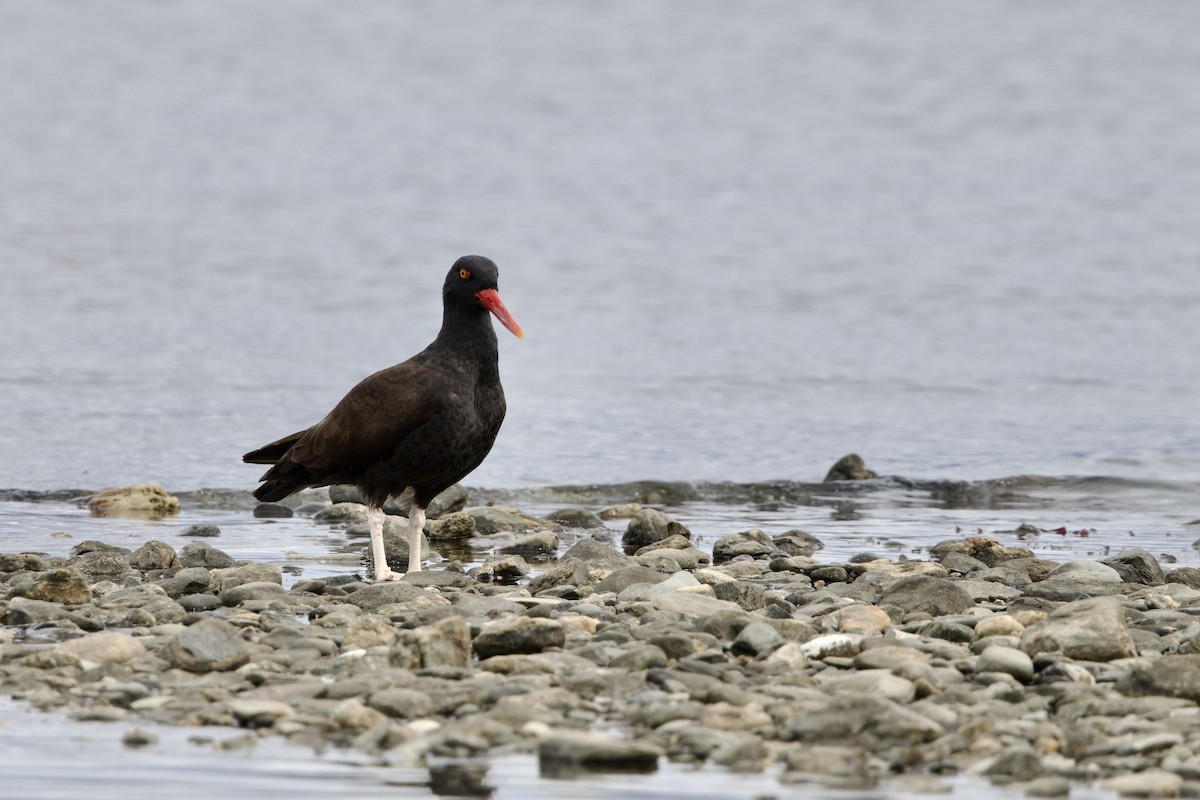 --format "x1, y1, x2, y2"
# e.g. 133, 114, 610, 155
243, 255, 523, 580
